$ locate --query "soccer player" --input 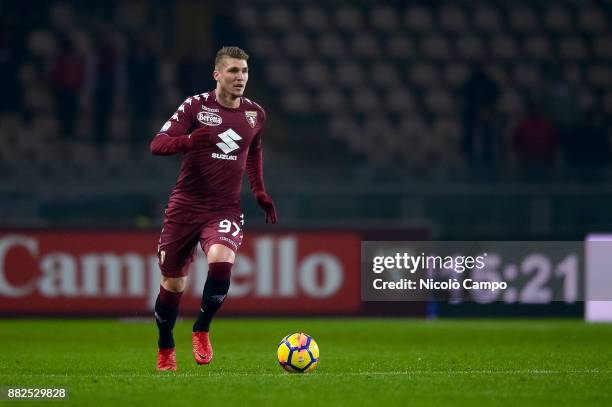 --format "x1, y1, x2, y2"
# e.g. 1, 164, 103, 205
150, 46, 277, 371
